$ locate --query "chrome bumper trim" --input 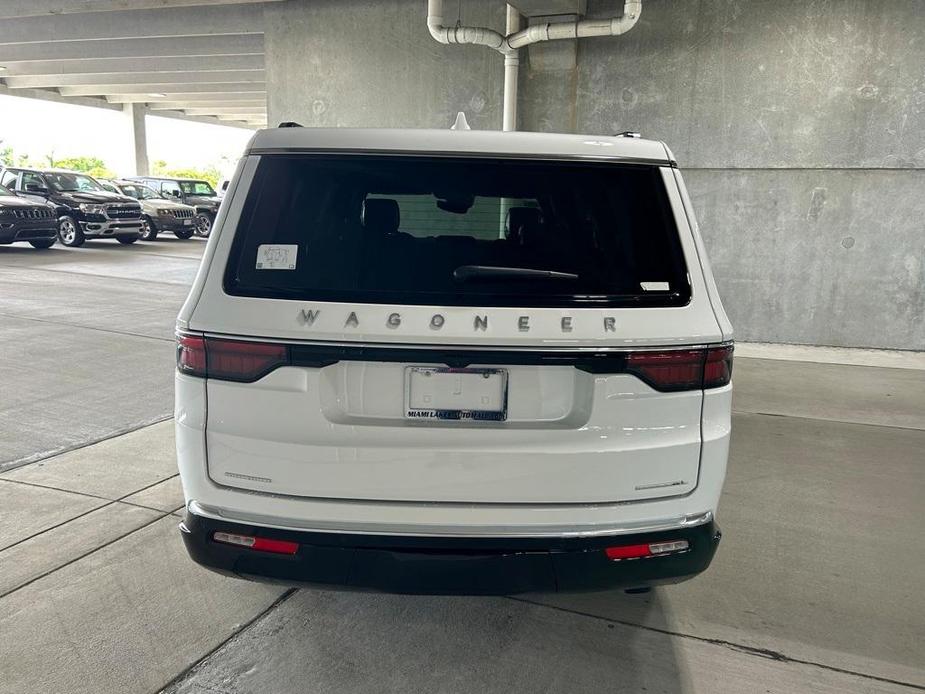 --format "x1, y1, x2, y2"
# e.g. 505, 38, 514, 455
187, 500, 712, 539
